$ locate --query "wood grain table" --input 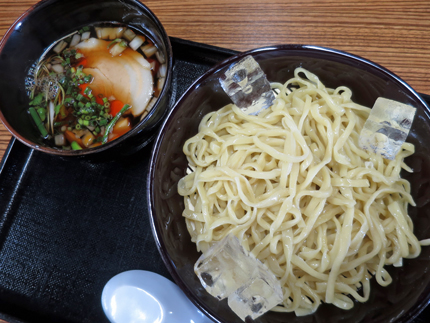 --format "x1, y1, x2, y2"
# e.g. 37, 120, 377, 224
0, 0, 429, 322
